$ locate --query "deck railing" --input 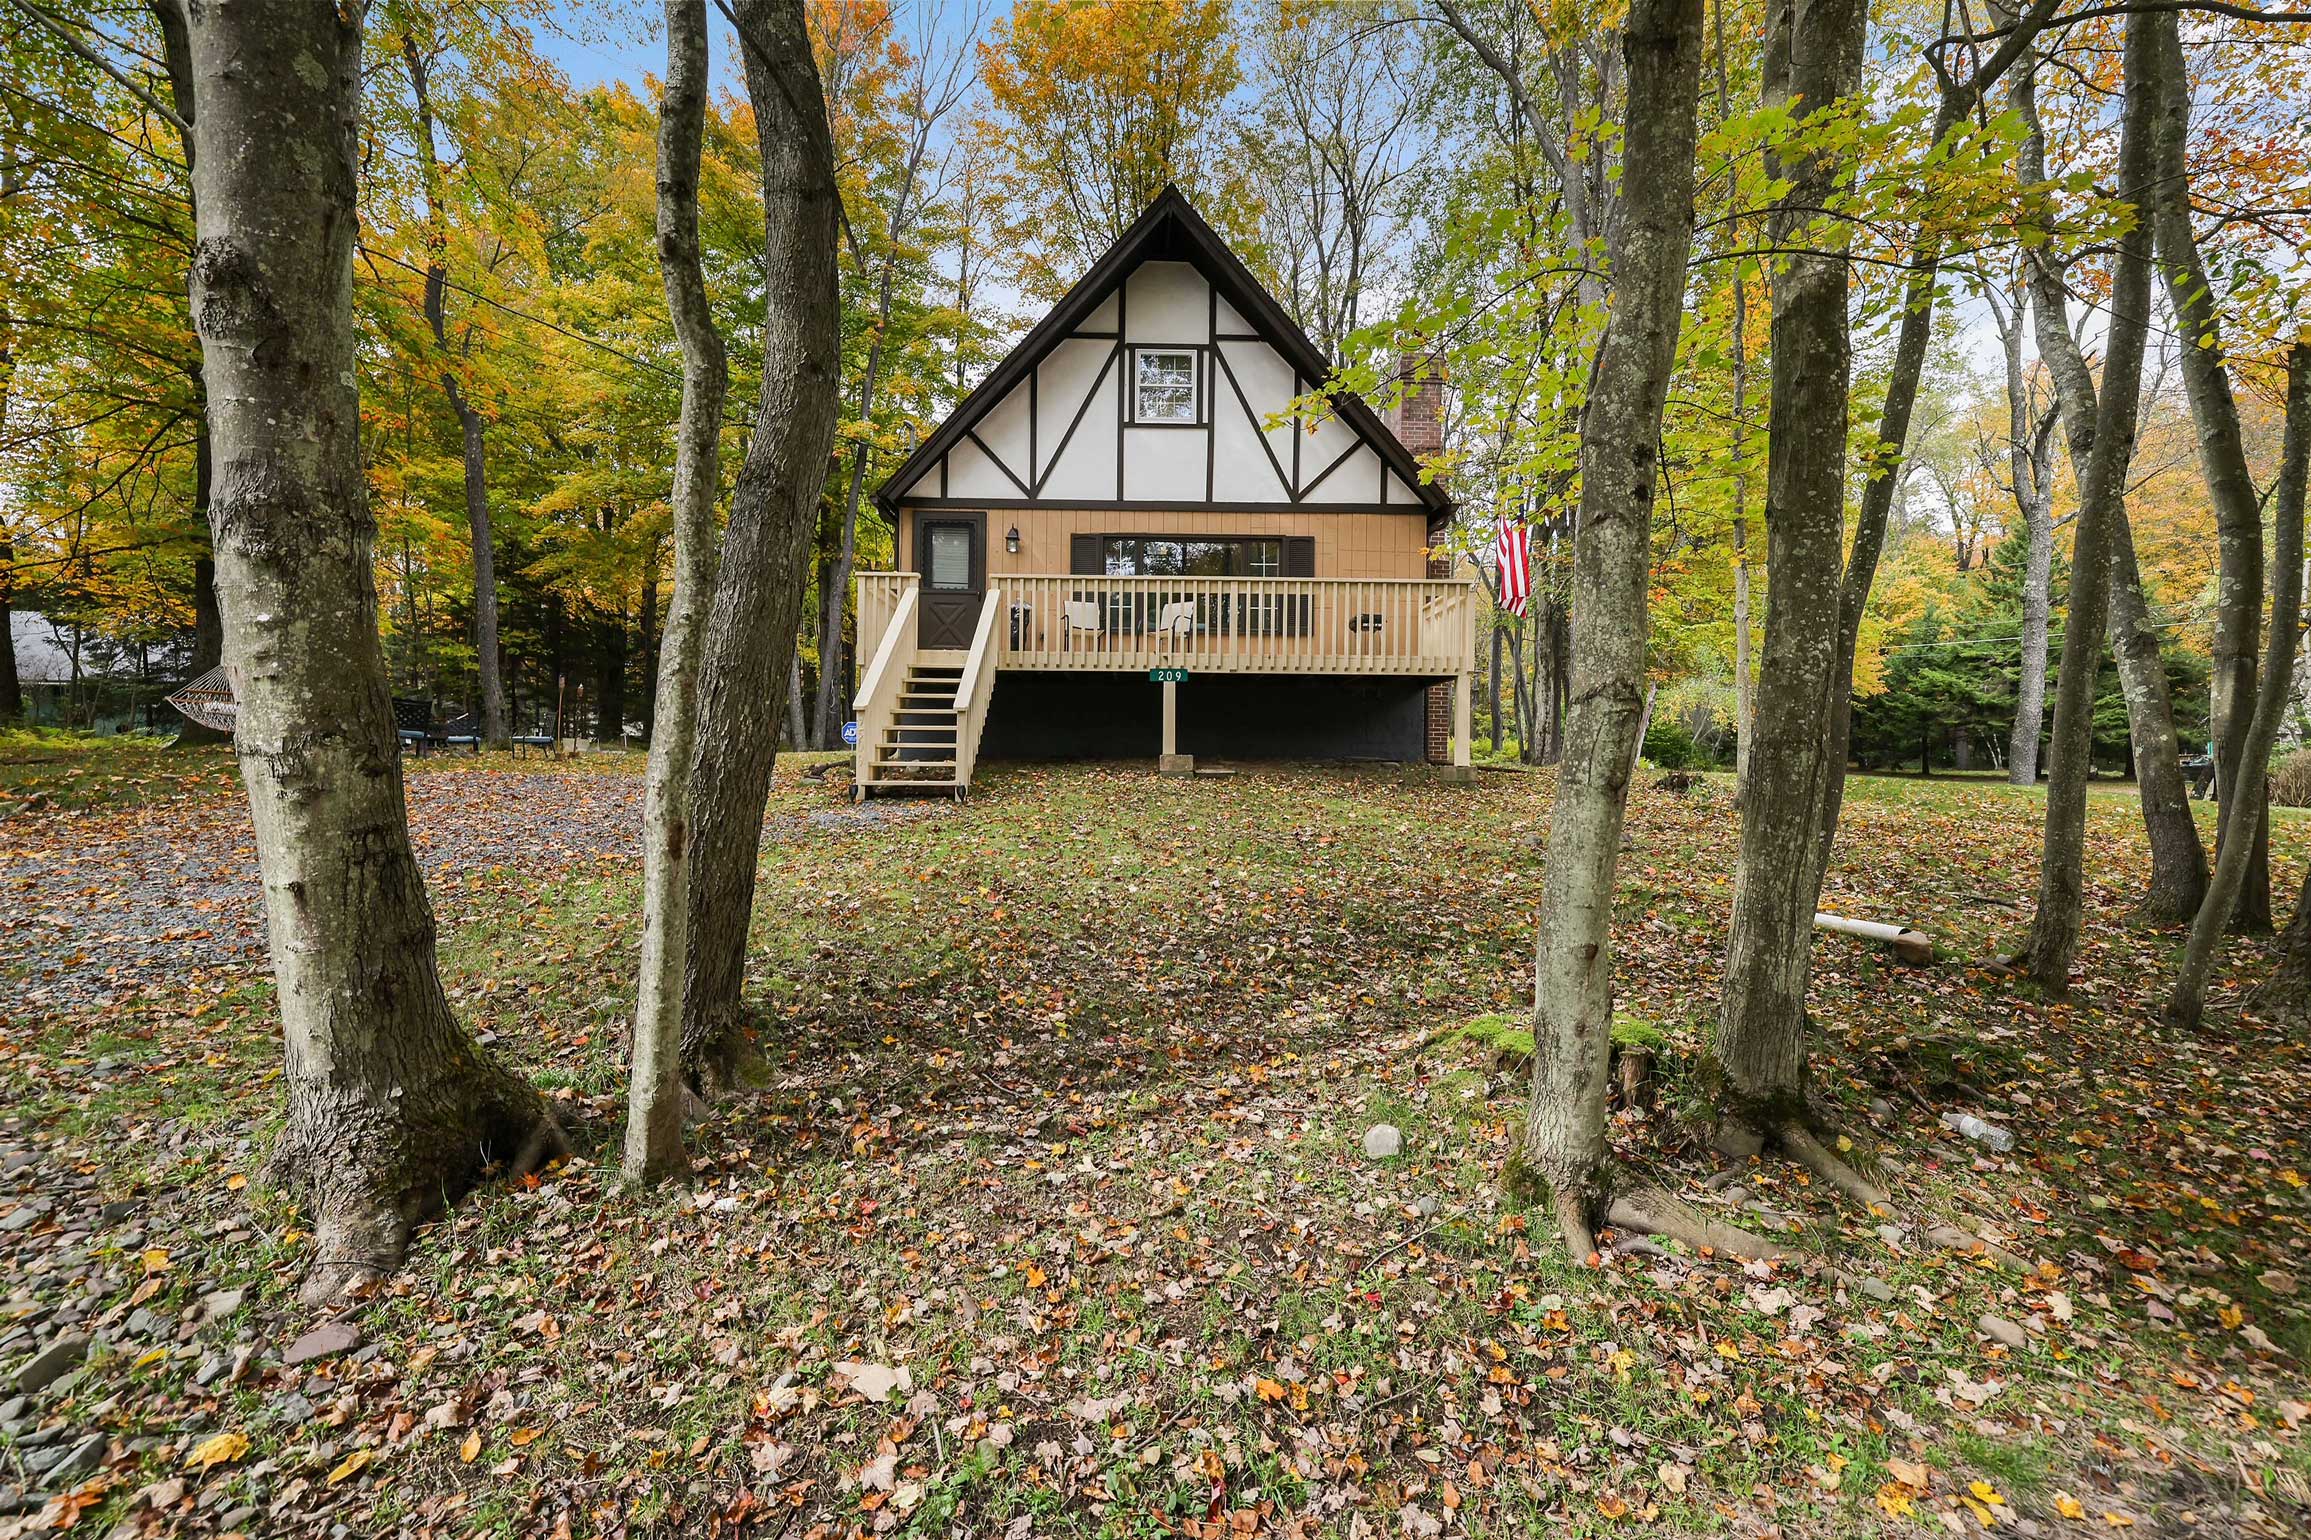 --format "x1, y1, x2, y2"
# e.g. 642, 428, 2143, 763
856, 572, 1476, 677
856, 571, 919, 674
